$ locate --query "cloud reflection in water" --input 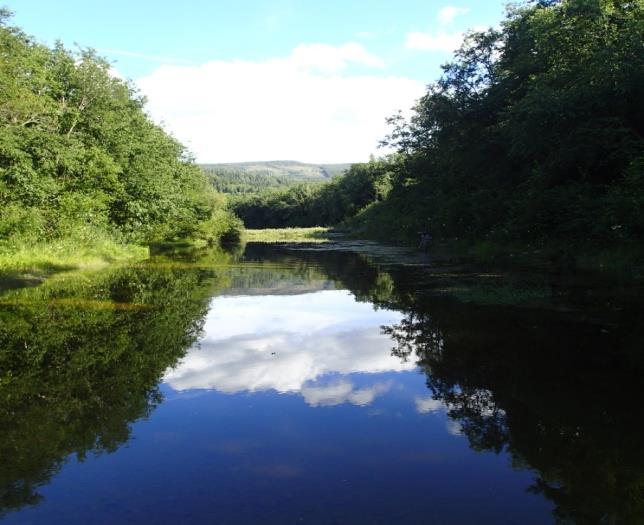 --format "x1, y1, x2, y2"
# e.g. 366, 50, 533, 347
164, 291, 415, 406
